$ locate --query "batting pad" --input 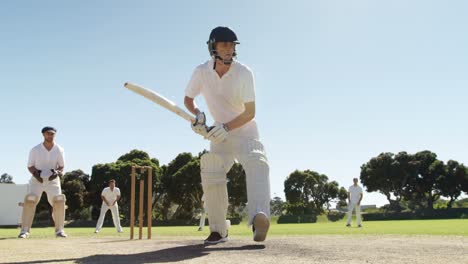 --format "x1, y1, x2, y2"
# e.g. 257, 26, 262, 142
241, 140, 271, 225
52, 194, 66, 232
21, 195, 39, 232
201, 153, 229, 237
